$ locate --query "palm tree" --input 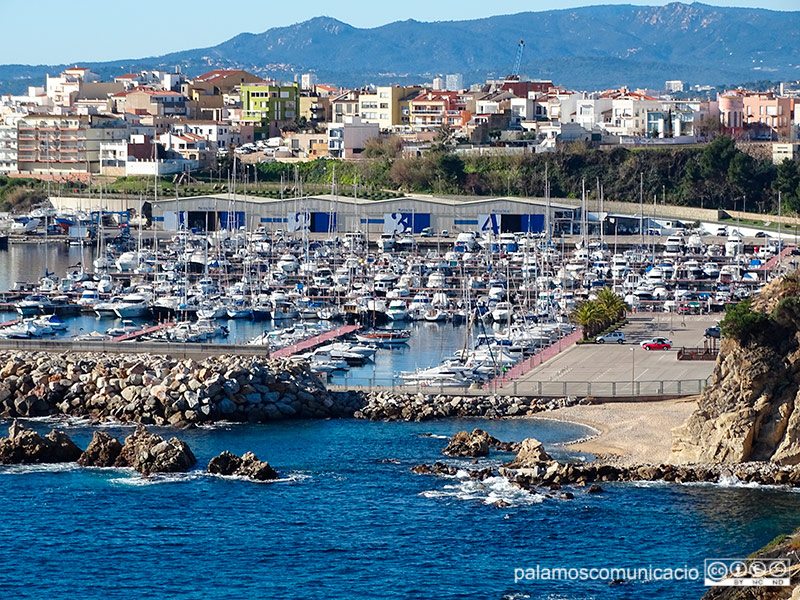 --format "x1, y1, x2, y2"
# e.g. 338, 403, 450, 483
570, 301, 606, 340
595, 288, 630, 324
